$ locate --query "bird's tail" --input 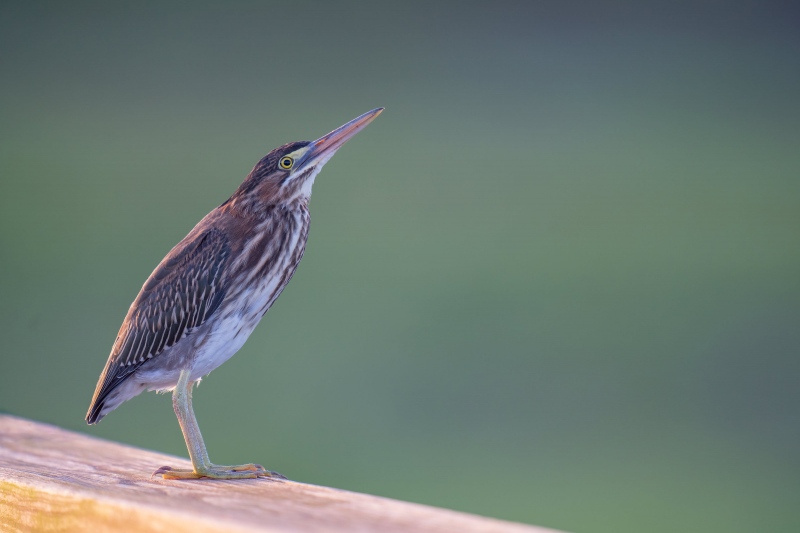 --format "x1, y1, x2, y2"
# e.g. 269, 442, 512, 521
86, 361, 143, 424
86, 399, 107, 425
86, 380, 143, 424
